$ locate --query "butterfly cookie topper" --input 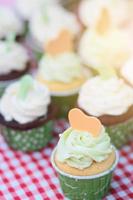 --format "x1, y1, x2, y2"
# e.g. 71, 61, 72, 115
68, 108, 102, 137
45, 29, 74, 56
95, 7, 111, 35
